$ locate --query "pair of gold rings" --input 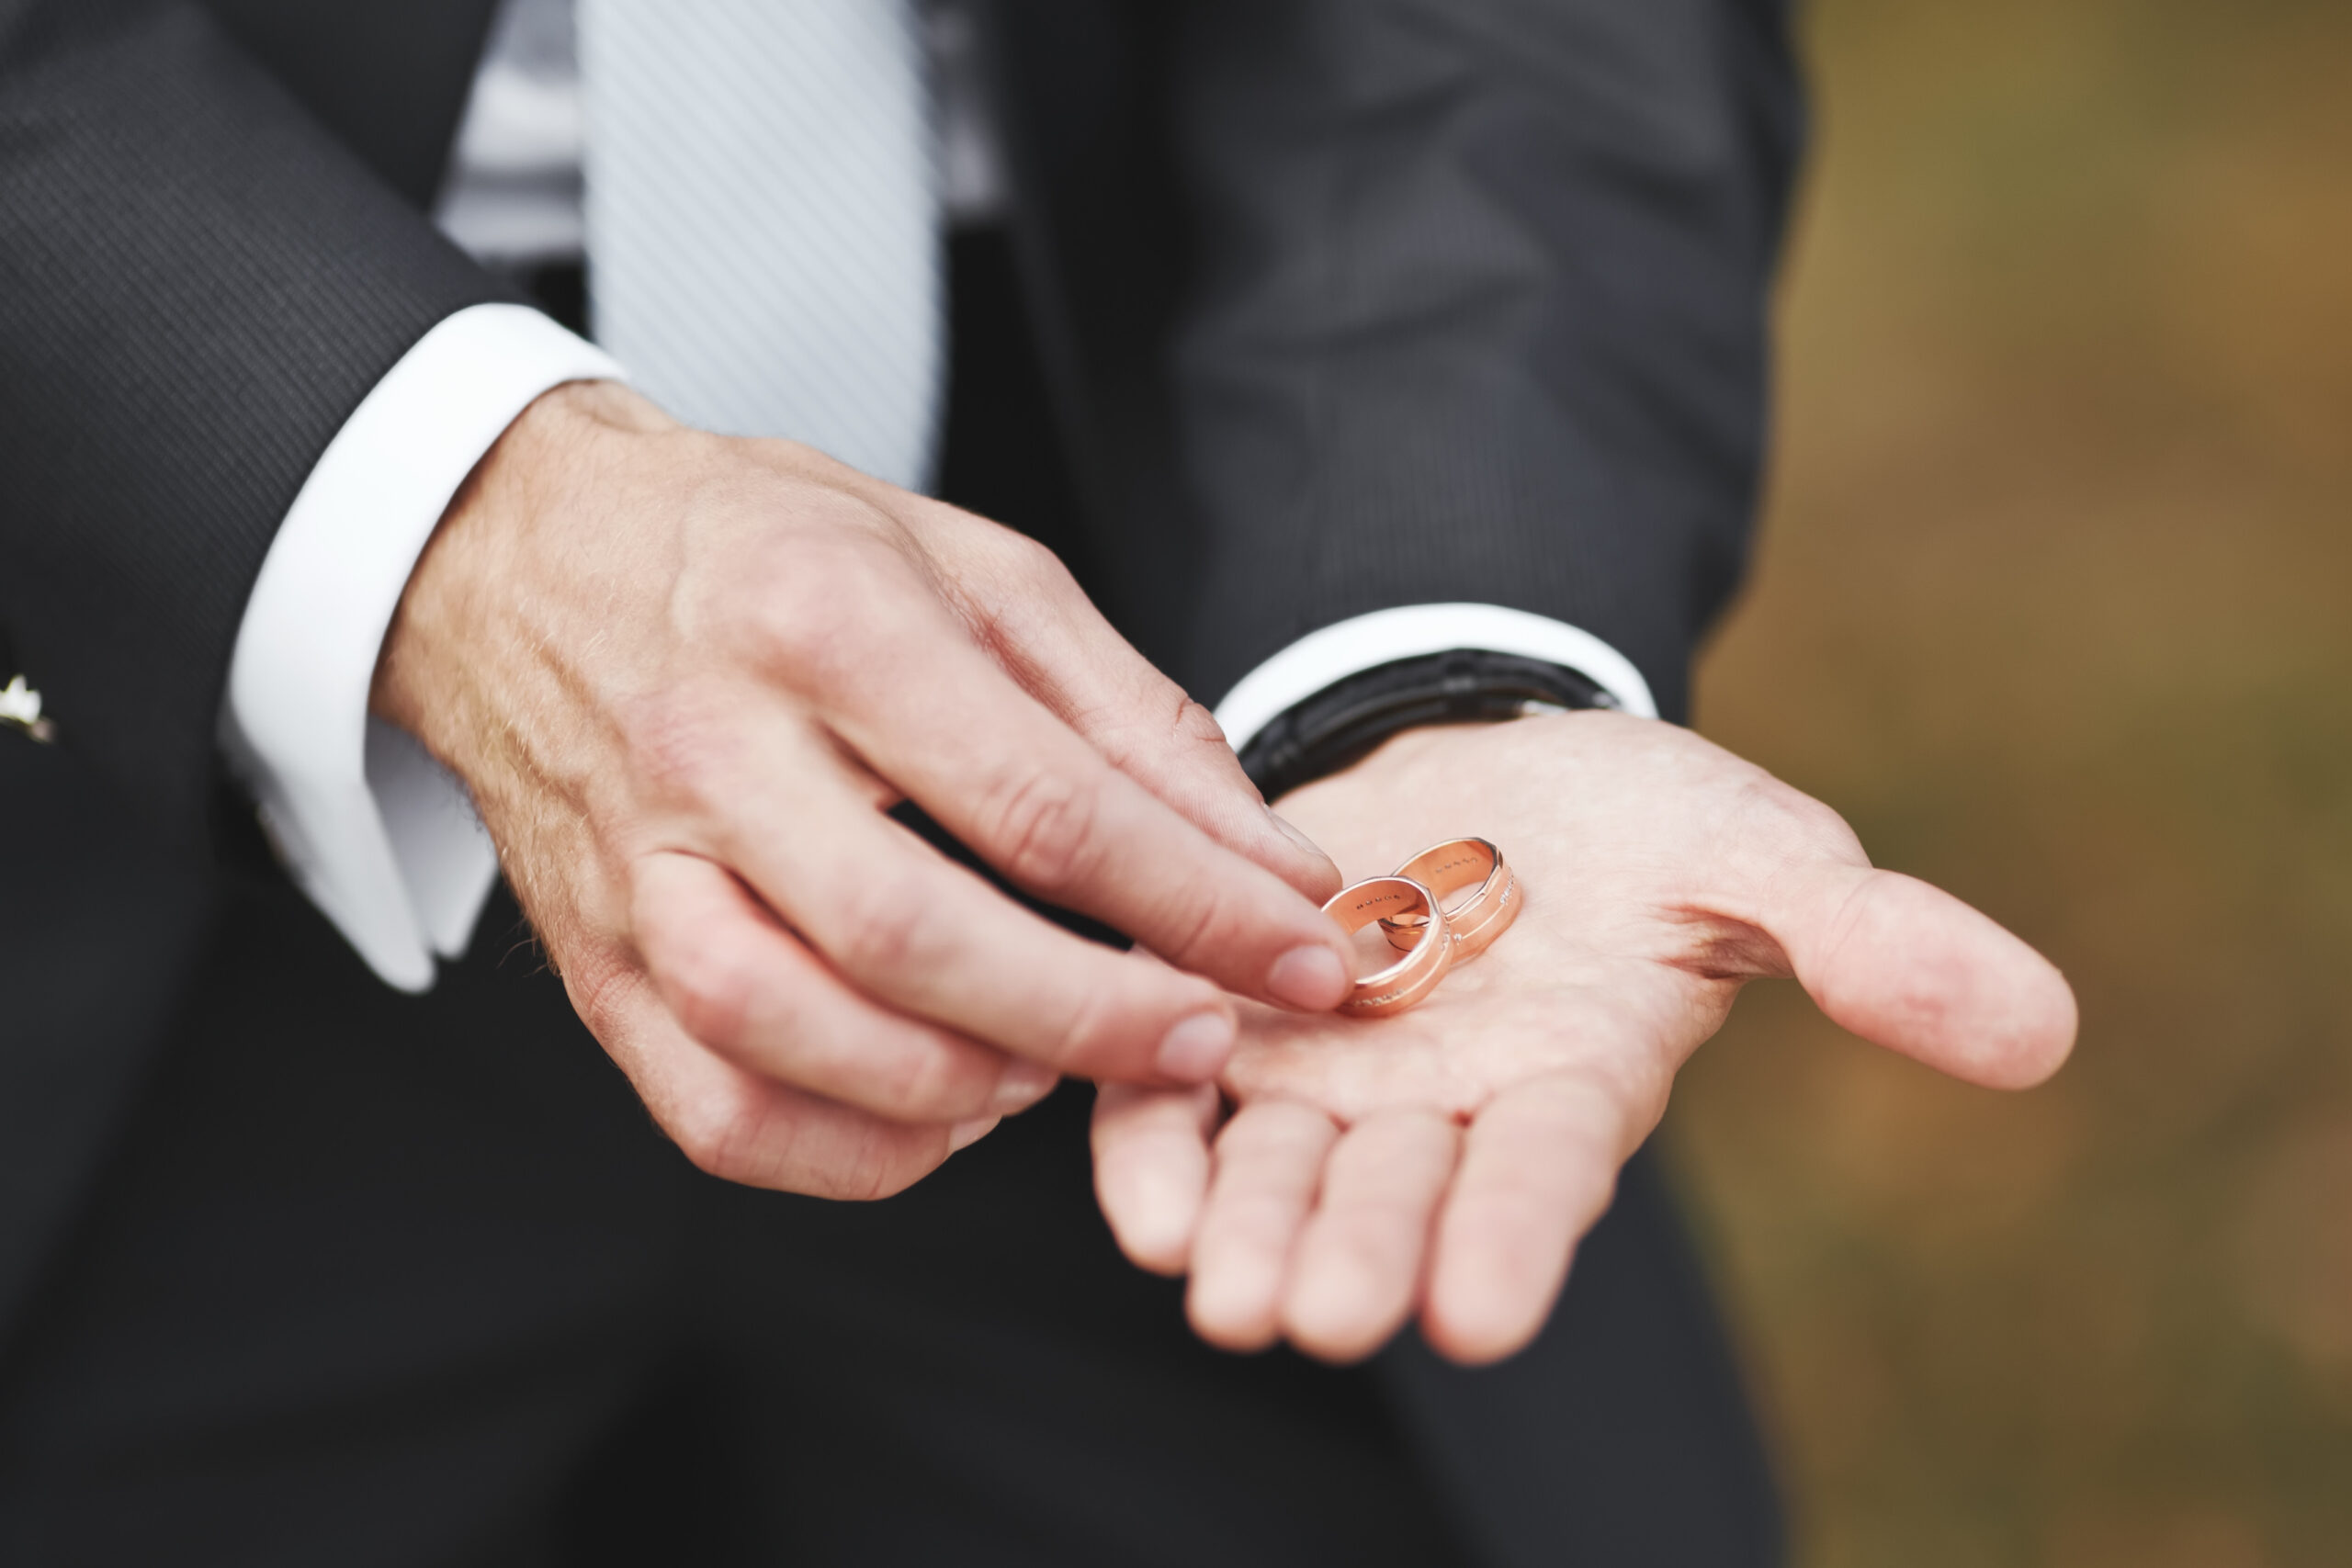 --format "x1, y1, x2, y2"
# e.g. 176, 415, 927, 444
1319, 838, 1520, 1018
